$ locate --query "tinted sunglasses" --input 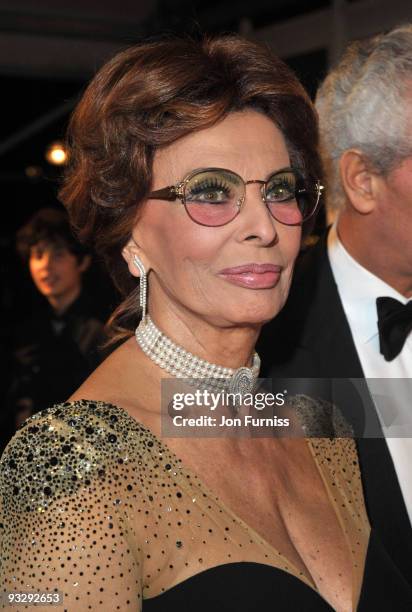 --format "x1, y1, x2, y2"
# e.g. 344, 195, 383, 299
148, 167, 323, 227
